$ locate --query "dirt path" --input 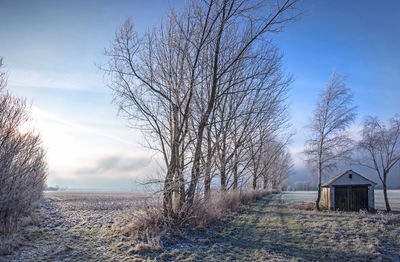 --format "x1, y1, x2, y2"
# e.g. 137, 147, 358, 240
157, 194, 400, 261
